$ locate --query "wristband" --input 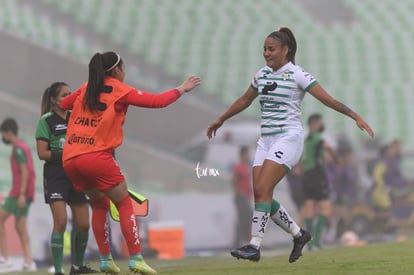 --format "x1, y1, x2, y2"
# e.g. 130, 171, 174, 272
51, 151, 63, 162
